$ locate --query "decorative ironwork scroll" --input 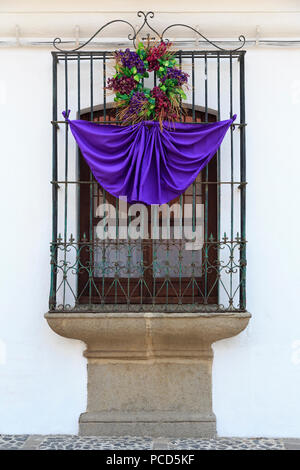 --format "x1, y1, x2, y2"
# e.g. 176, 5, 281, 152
53, 11, 246, 52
